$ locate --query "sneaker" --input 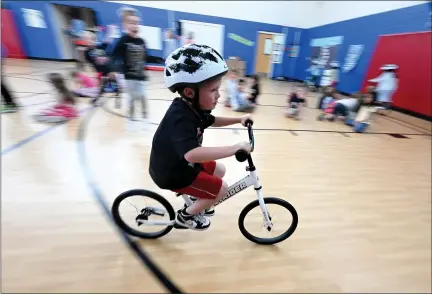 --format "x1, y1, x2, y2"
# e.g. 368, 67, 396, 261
175, 209, 211, 231
187, 197, 215, 216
